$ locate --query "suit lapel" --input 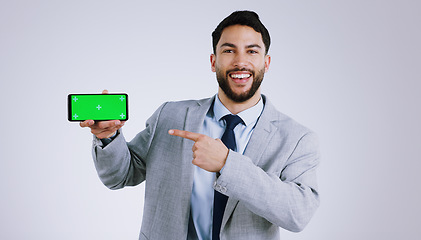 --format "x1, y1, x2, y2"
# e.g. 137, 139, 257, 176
222, 96, 279, 229
183, 96, 215, 148
243, 98, 278, 166
152, 97, 215, 238
180, 96, 215, 200
183, 98, 214, 135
